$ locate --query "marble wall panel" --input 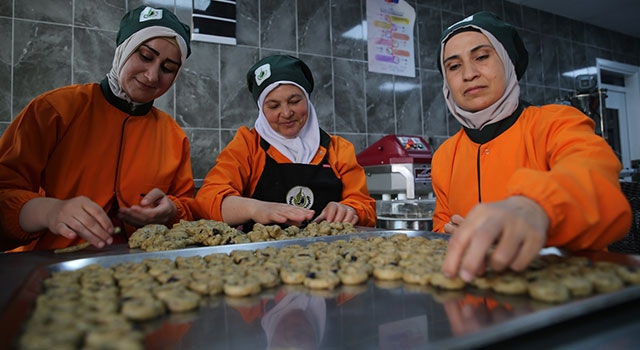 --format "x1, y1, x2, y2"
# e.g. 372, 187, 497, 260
521, 6, 539, 33
482, 0, 504, 17
541, 35, 560, 88
13, 20, 72, 113
75, 0, 124, 31
539, 12, 556, 38
415, 0, 439, 9
421, 69, 448, 136
333, 58, 365, 133
330, 0, 365, 60
557, 38, 575, 91
236, 0, 259, 46
260, 0, 297, 52
524, 84, 546, 106
300, 54, 334, 132
611, 32, 639, 63
569, 19, 586, 44
571, 42, 589, 73
298, 0, 331, 56
521, 31, 543, 86
585, 23, 612, 51
187, 128, 220, 180
0, 18, 10, 122
441, 0, 463, 14
503, 1, 522, 29
176, 41, 219, 129
555, 14, 572, 41
395, 74, 423, 135
73, 28, 115, 85
128, 0, 147, 11
365, 70, 395, 135
416, 5, 441, 71
220, 45, 259, 129
190, 127, 236, 180
15, 0, 73, 24
0, 0, 11, 17
585, 46, 612, 64
461, 0, 482, 15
